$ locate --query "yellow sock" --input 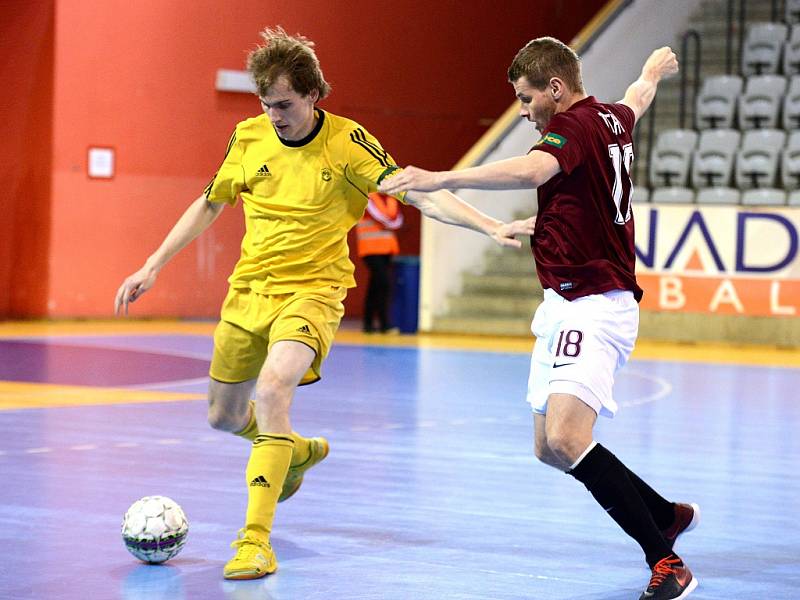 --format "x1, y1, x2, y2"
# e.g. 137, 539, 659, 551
234, 401, 258, 442
288, 431, 311, 467
244, 434, 294, 540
